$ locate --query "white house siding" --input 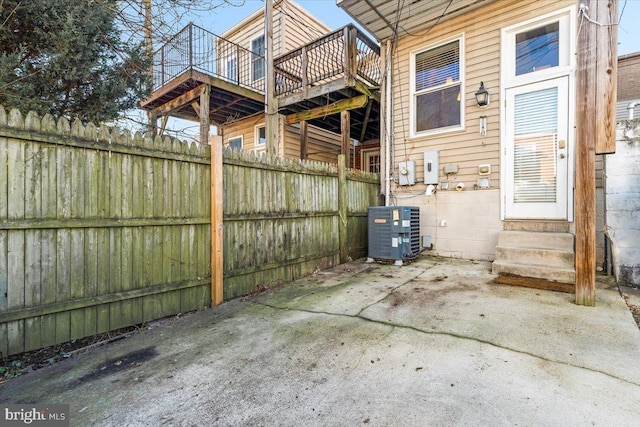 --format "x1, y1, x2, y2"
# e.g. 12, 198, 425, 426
391, 0, 574, 261
605, 121, 640, 286
221, 0, 331, 58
